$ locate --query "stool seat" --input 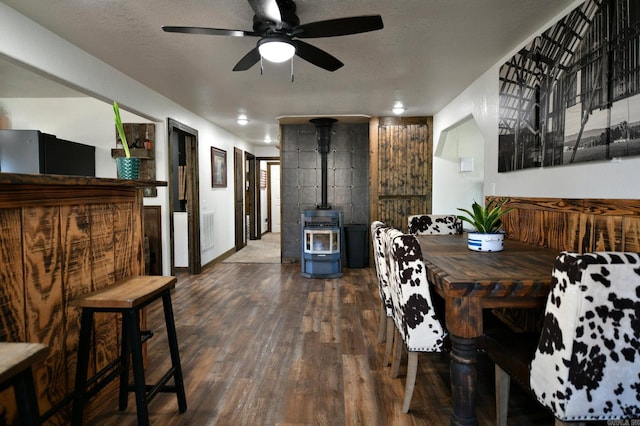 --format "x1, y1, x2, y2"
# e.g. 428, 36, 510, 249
0, 343, 48, 425
71, 275, 186, 426
70, 275, 176, 309
0, 343, 48, 384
